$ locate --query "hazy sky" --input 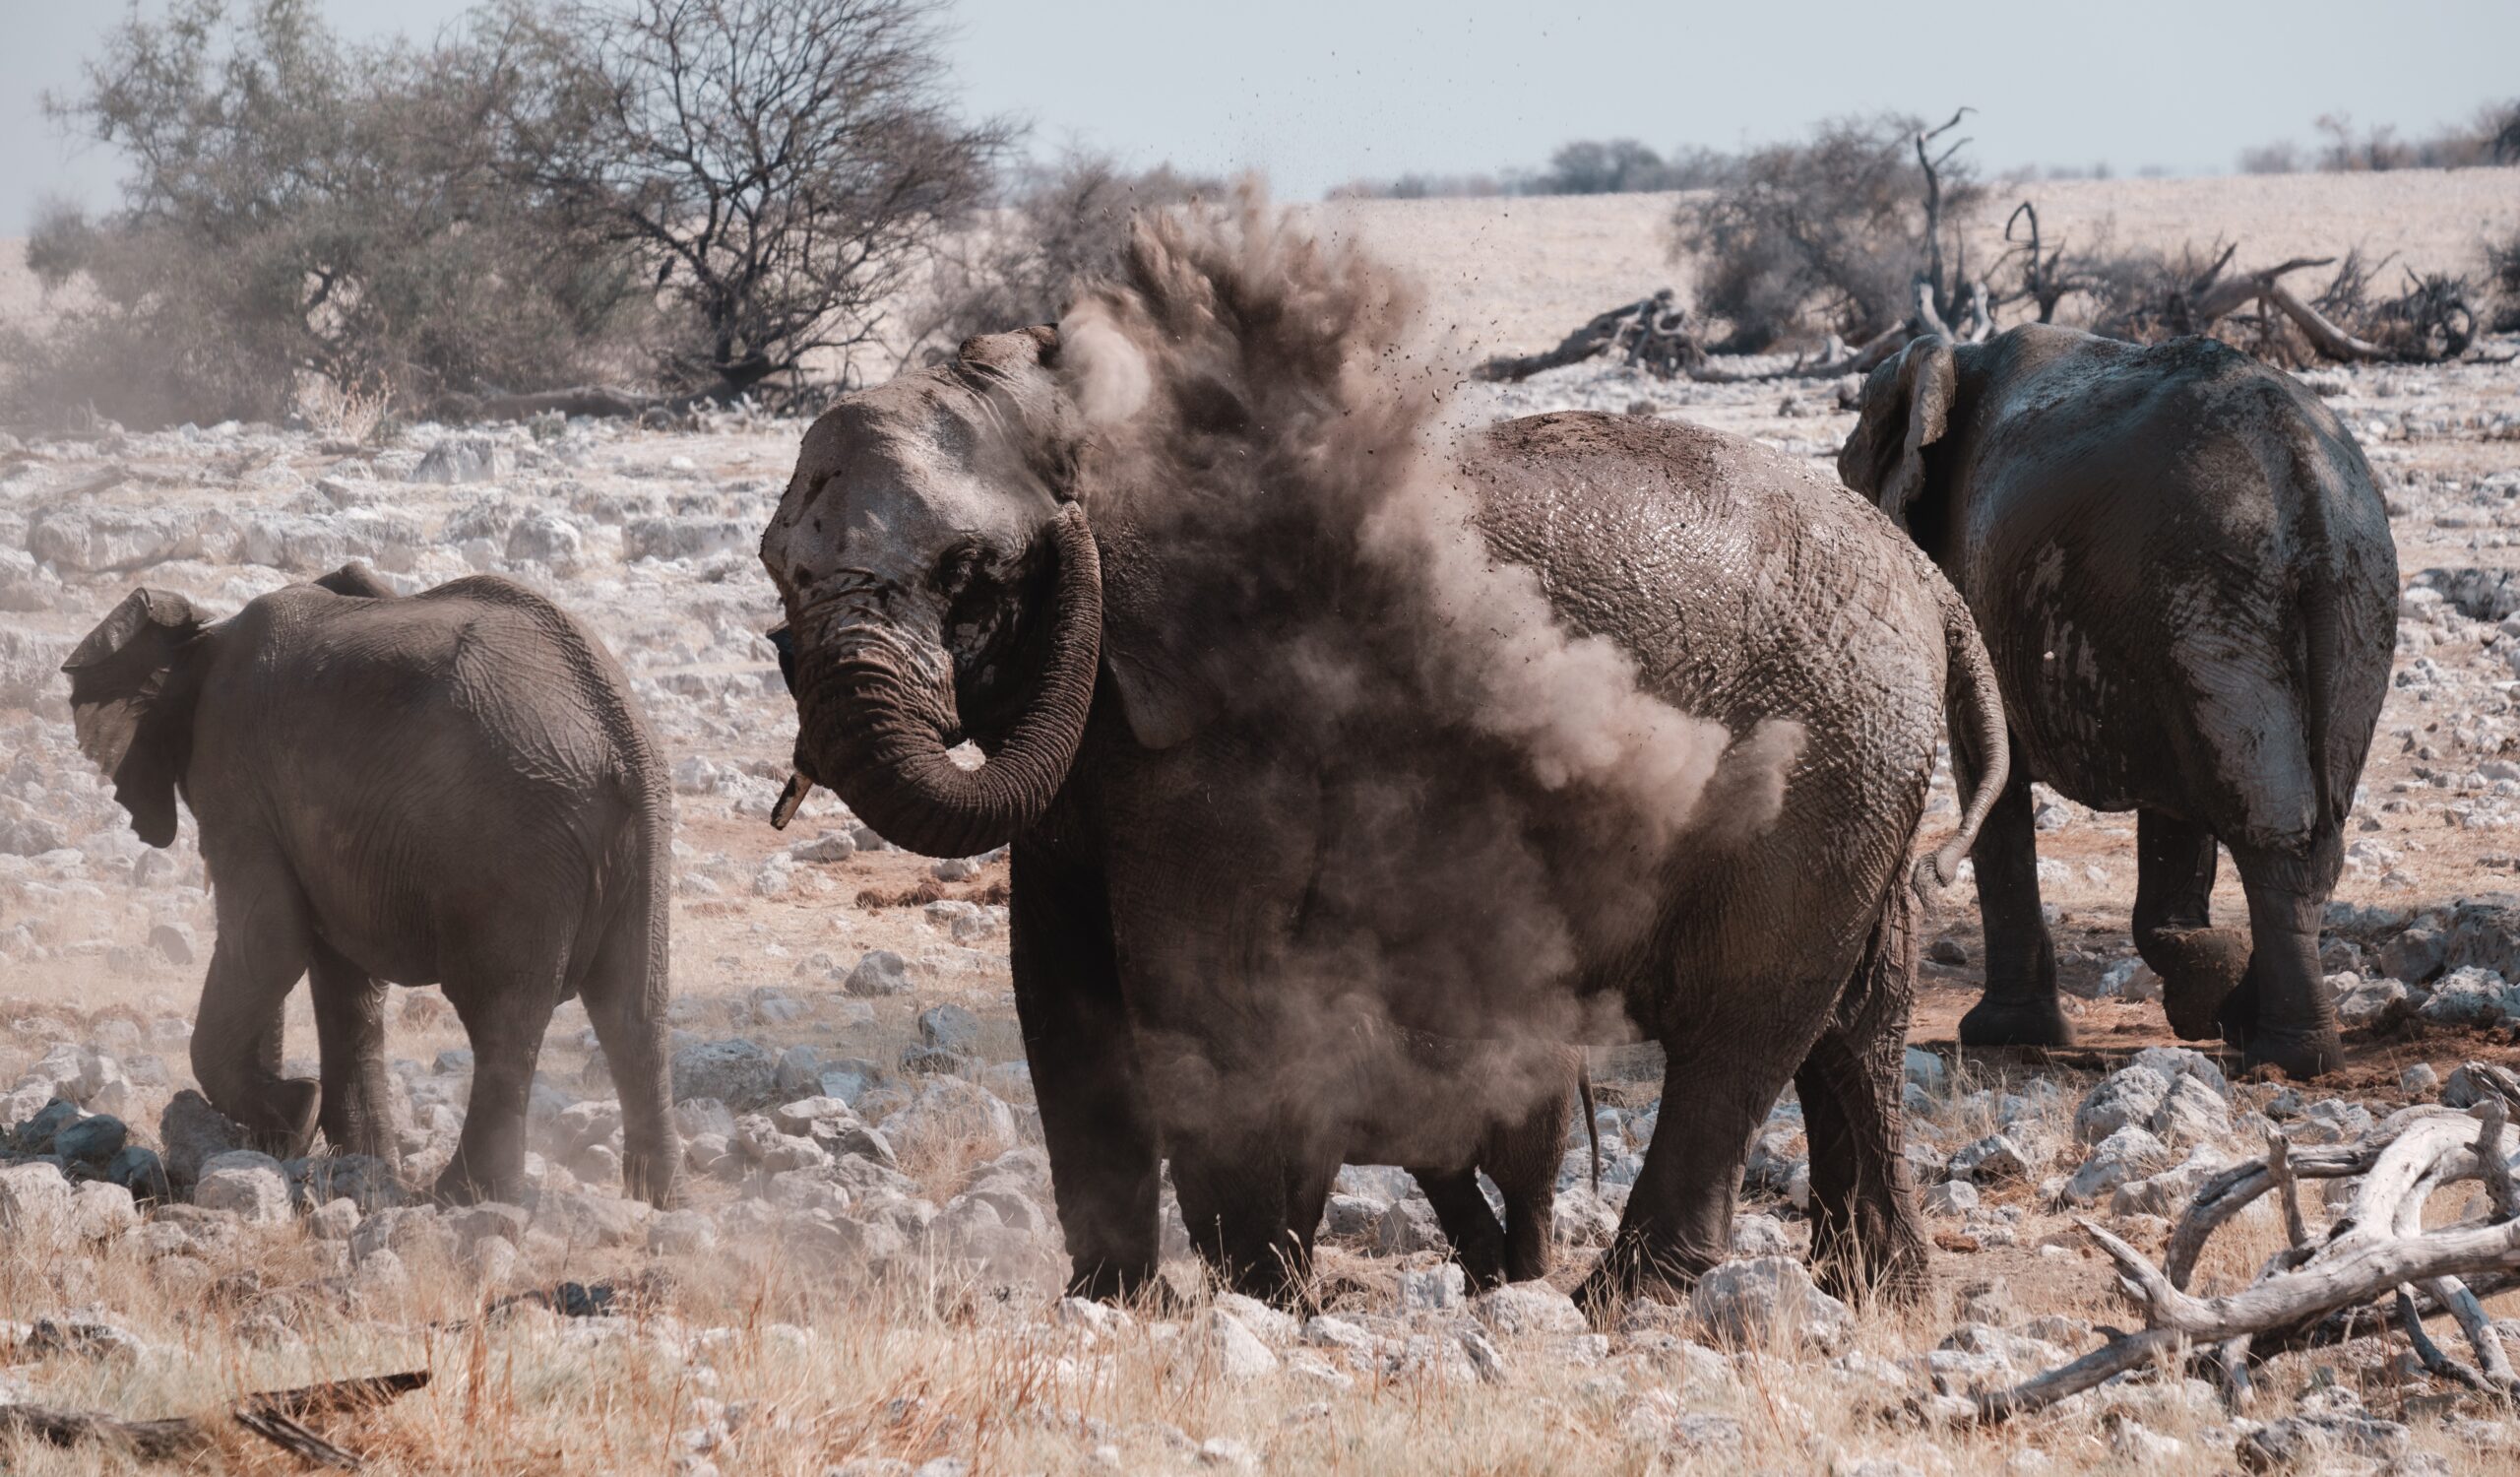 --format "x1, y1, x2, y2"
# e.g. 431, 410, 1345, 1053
6, 0, 2515, 233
